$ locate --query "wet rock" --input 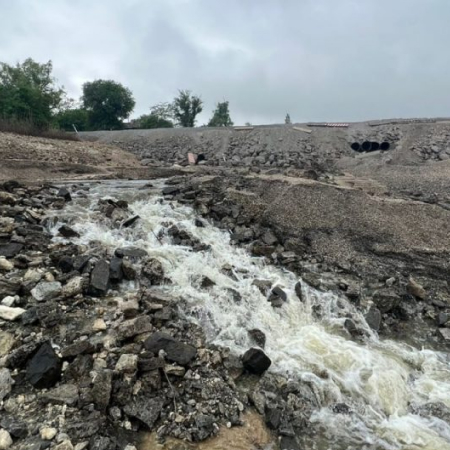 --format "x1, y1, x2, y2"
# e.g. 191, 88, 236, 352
54, 440, 74, 450
249, 329, 266, 348
294, 281, 303, 301
268, 286, 287, 308
114, 247, 148, 259
26, 342, 61, 389
0, 430, 13, 450
227, 288, 242, 302
109, 257, 123, 282
73, 255, 91, 272
62, 276, 84, 298
265, 407, 282, 430
37, 301, 63, 328
58, 225, 80, 239
1, 296, 15, 307
200, 276, 215, 288
262, 231, 278, 246
115, 354, 138, 373
142, 259, 164, 285
0, 369, 12, 401
123, 396, 163, 429
0, 305, 25, 321
144, 332, 197, 365
92, 370, 112, 411
0, 192, 15, 205
2, 180, 20, 192
58, 188, 72, 202
31, 281, 62, 302
122, 260, 137, 280
407, 277, 426, 300
344, 319, 361, 337
437, 313, 449, 327
89, 260, 110, 297
92, 319, 107, 331
42, 384, 79, 406
438, 328, 450, 341
365, 306, 382, 332
162, 186, 180, 196
0, 243, 23, 258
195, 218, 205, 227
373, 291, 401, 313
122, 215, 140, 228
242, 348, 271, 375
252, 279, 272, 295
